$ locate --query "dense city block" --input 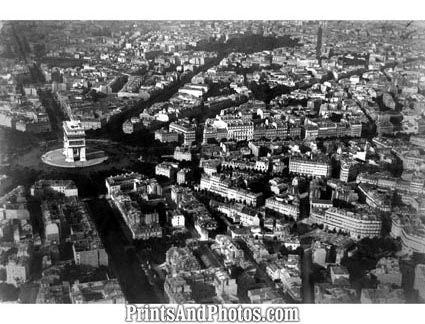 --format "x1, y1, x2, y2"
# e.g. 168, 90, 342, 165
1, 20, 425, 304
